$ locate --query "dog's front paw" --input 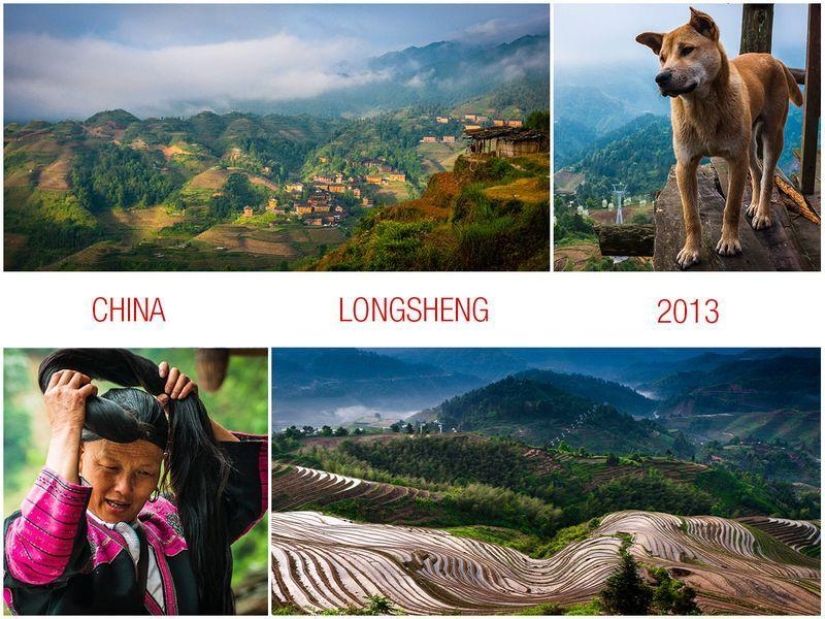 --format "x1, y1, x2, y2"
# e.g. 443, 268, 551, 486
676, 245, 700, 269
751, 212, 772, 229
746, 201, 759, 218
716, 234, 742, 256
